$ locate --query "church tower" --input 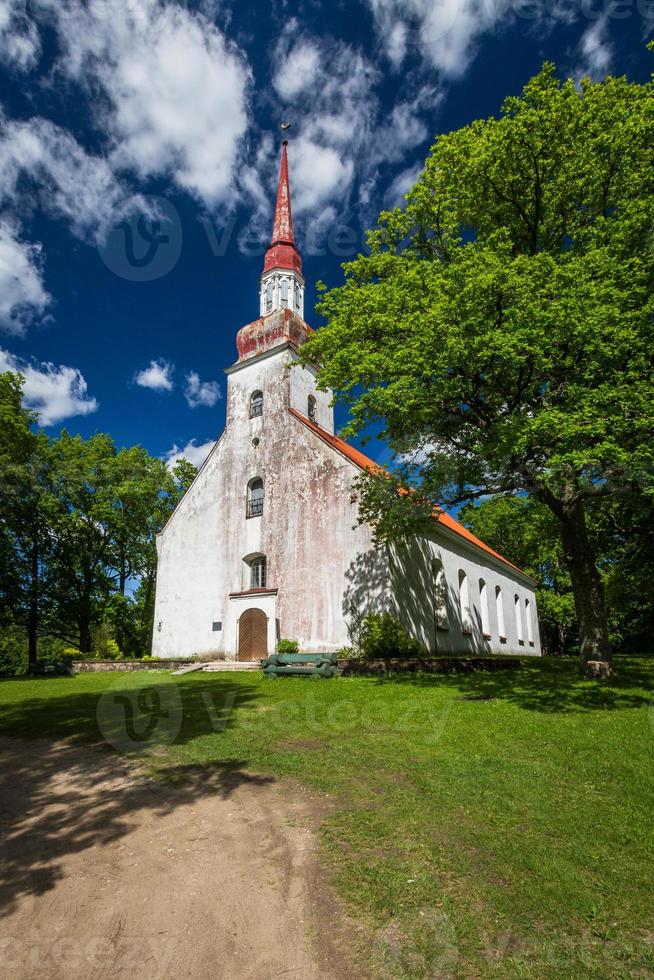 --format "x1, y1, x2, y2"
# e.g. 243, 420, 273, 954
228, 135, 334, 434
258, 136, 305, 319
